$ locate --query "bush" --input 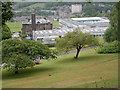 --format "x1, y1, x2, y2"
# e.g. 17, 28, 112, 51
97, 41, 120, 54
19, 33, 26, 38
46, 44, 55, 47
2, 24, 11, 40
